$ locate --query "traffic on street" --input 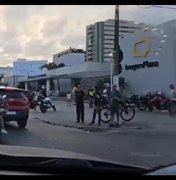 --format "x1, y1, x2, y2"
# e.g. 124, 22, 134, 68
0, 5, 176, 176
